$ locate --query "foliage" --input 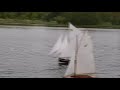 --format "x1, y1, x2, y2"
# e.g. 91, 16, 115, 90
0, 12, 120, 26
